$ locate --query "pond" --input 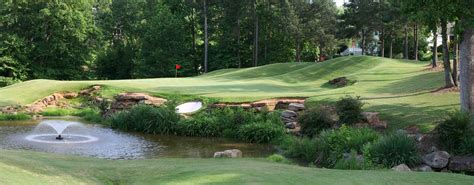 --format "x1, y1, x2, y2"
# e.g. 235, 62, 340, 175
0, 118, 275, 159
